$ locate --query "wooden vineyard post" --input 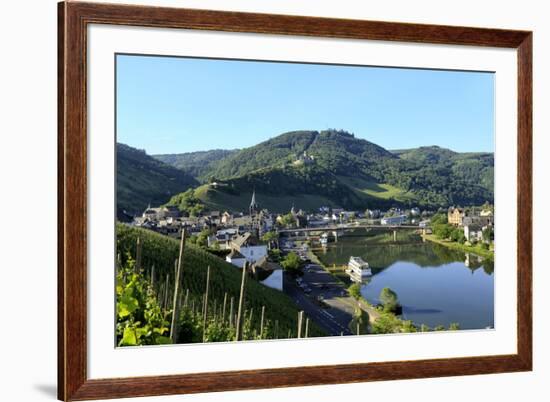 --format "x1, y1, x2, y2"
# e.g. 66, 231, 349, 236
260, 306, 265, 338
235, 262, 248, 341
229, 297, 234, 327
135, 237, 142, 273
222, 292, 227, 323
170, 229, 187, 343
202, 266, 211, 342
305, 318, 309, 338
297, 311, 304, 338
163, 274, 170, 312
183, 288, 189, 309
